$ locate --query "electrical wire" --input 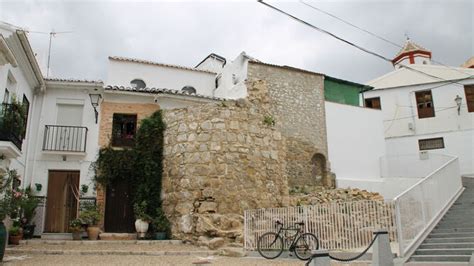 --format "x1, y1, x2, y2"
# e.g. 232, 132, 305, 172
257, 0, 468, 86
299, 0, 474, 77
